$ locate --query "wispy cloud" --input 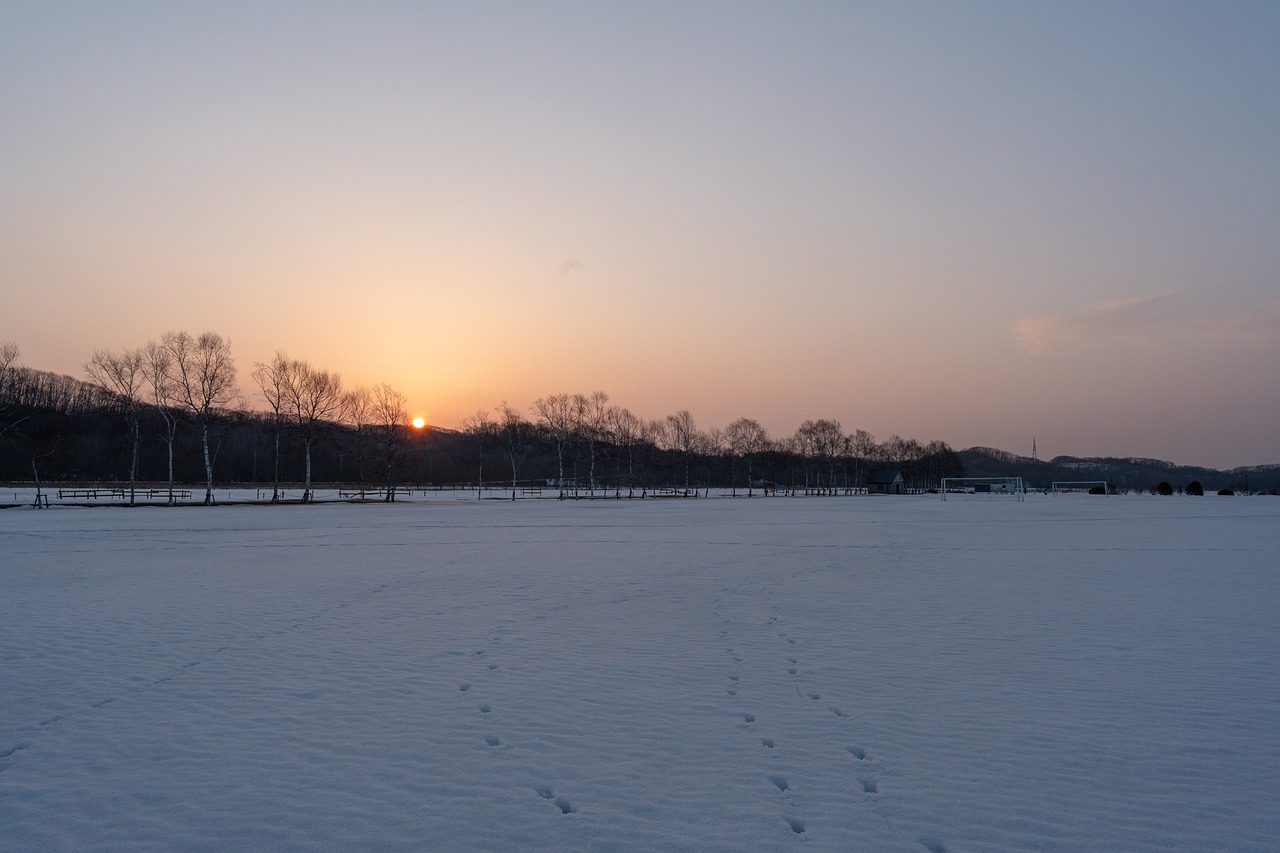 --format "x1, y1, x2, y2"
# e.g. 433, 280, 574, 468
1013, 293, 1280, 355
